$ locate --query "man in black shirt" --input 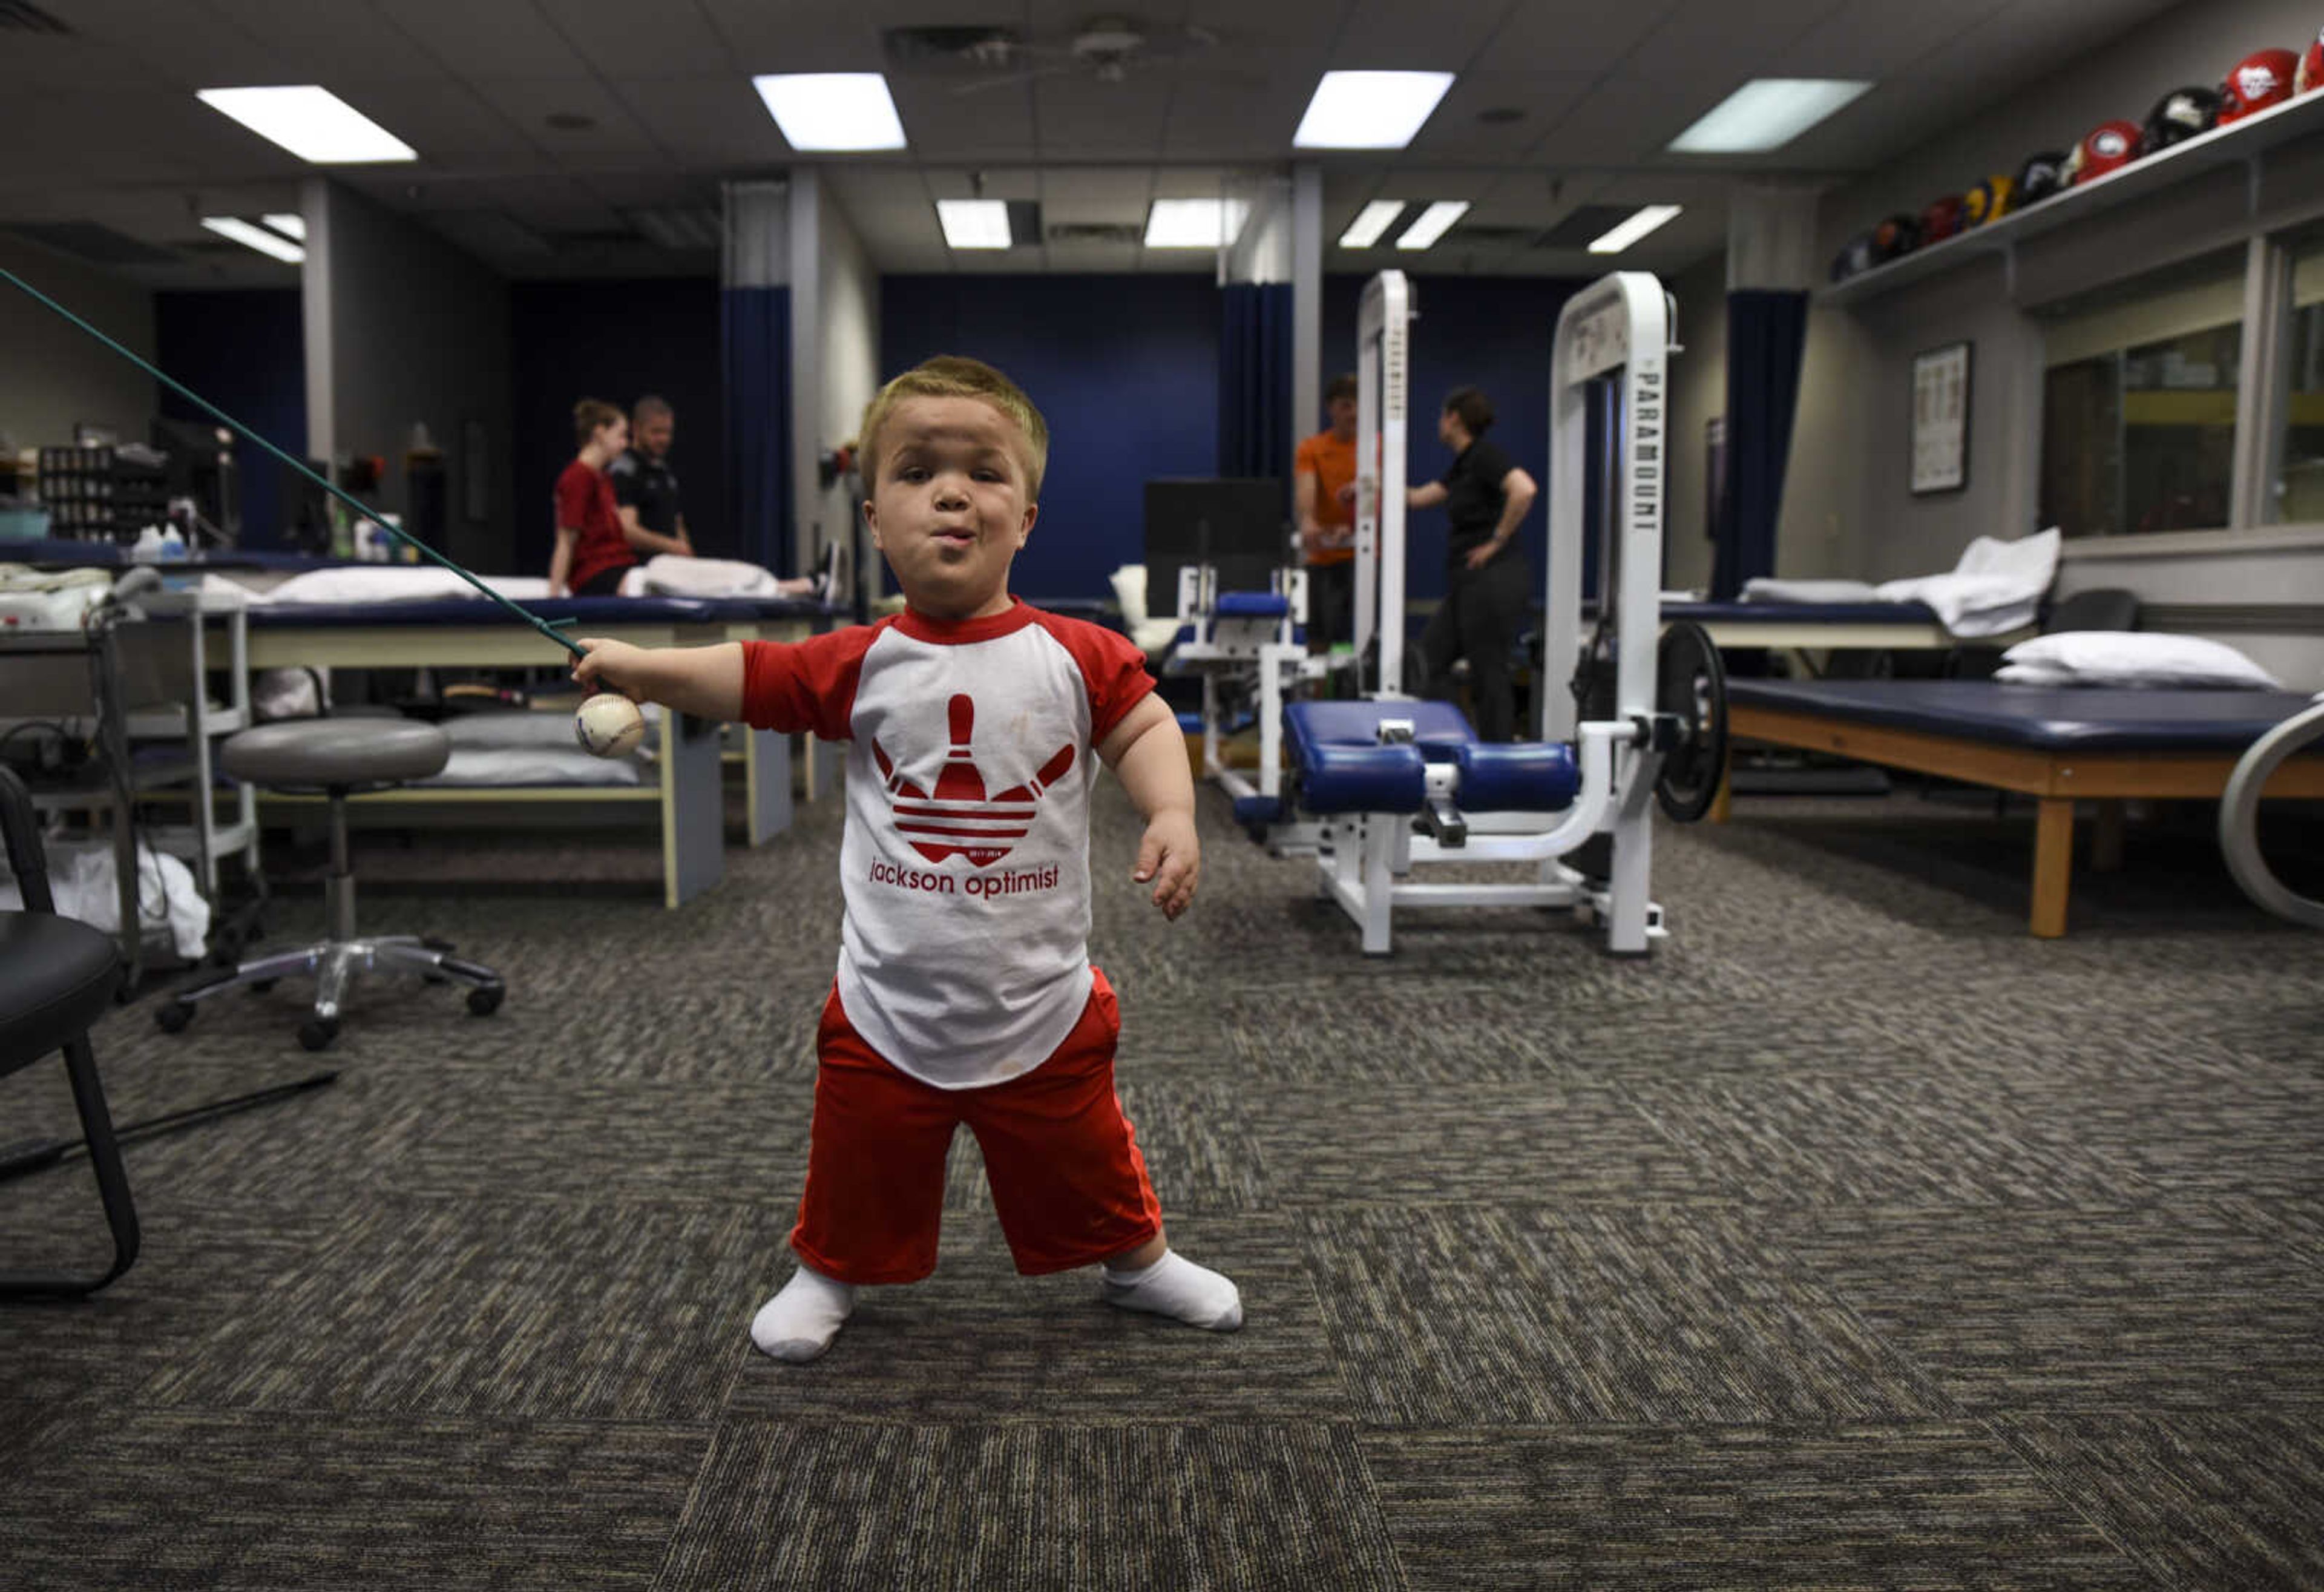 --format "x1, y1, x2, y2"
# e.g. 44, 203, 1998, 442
605, 394, 831, 599
608, 394, 695, 558
1405, 387, 1538, 741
